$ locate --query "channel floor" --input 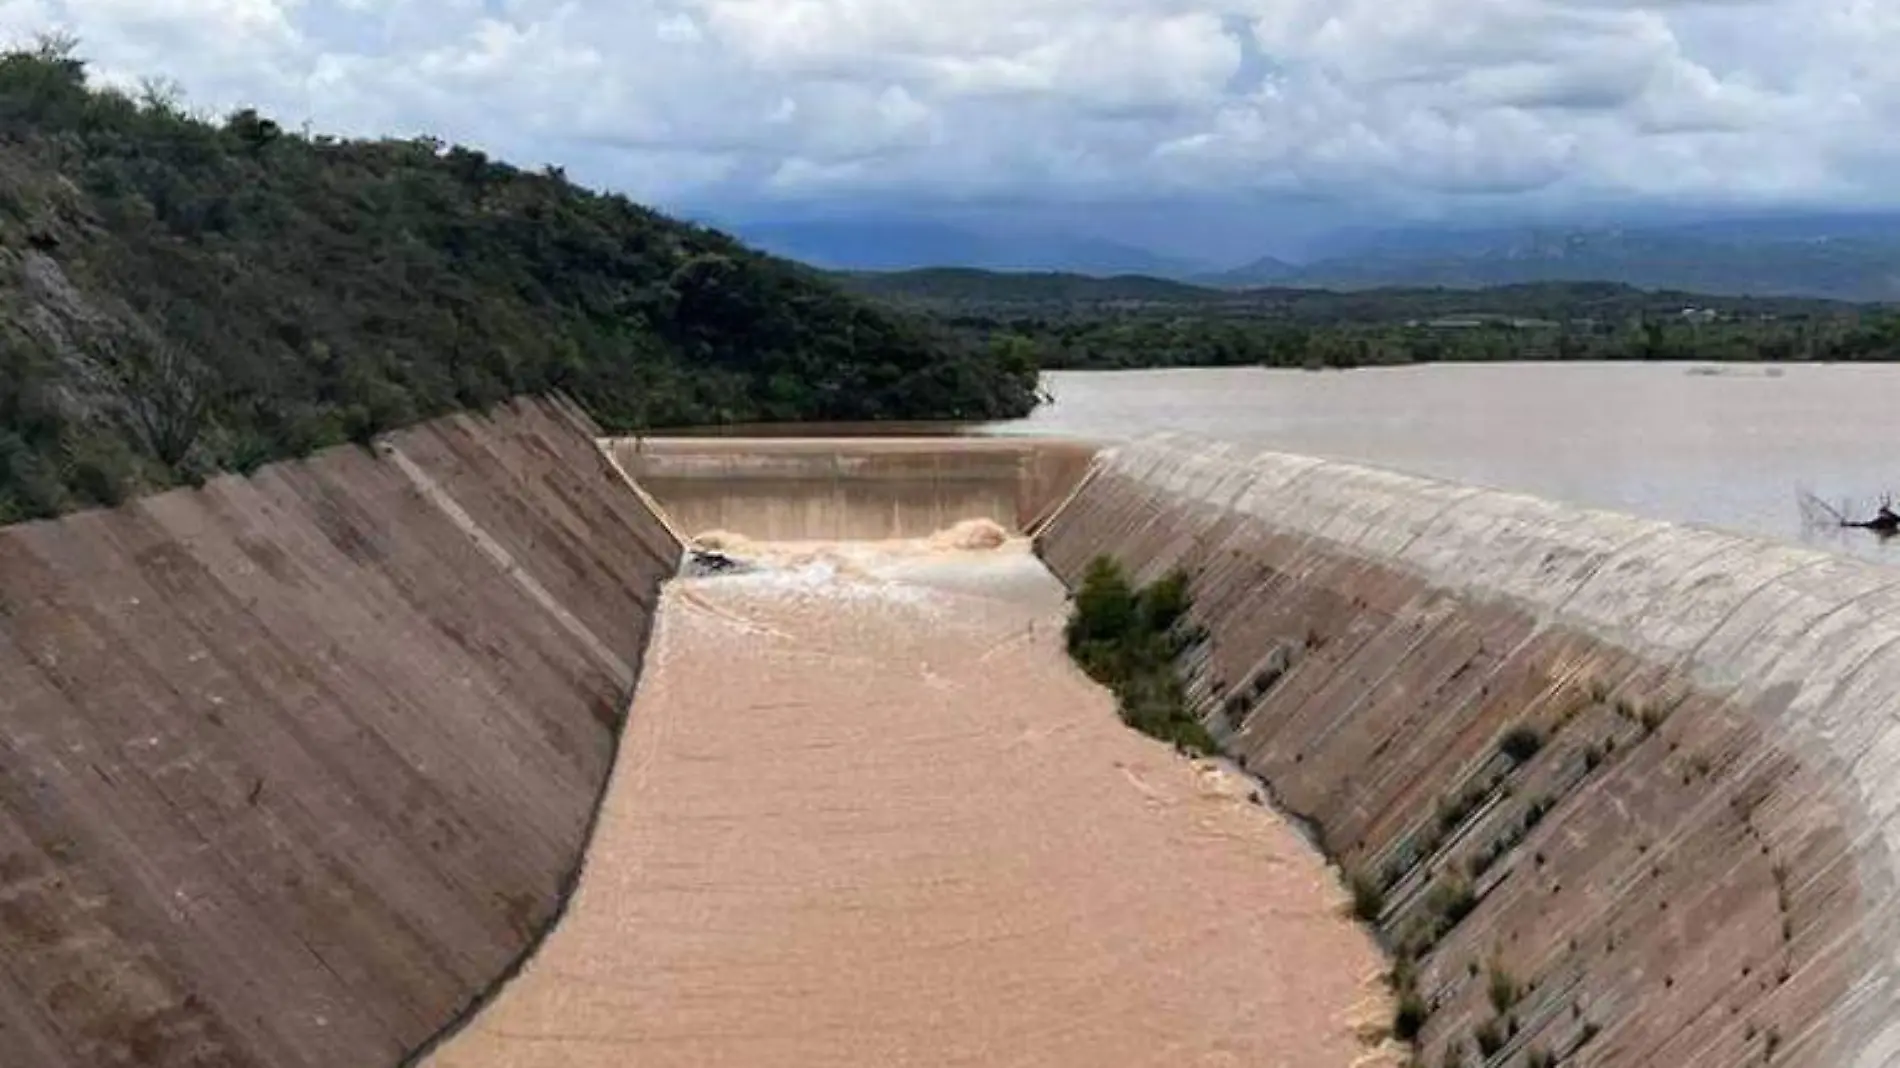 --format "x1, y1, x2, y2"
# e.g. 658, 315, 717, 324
426, 536, 1397, 1068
